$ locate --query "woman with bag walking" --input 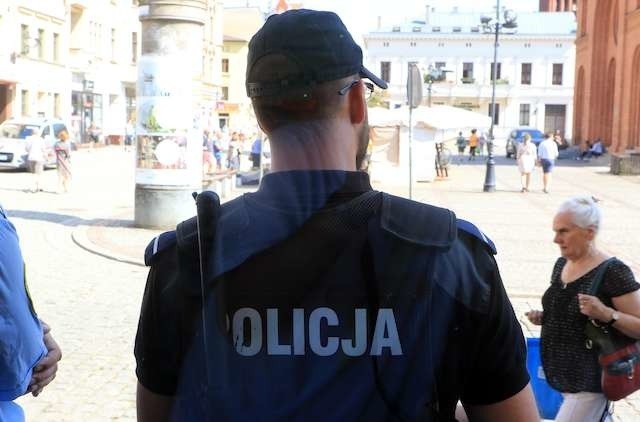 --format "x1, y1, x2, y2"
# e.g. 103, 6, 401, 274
54, 130, 72, 193
516, 133, 537, 192
526, 196, 640, 421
